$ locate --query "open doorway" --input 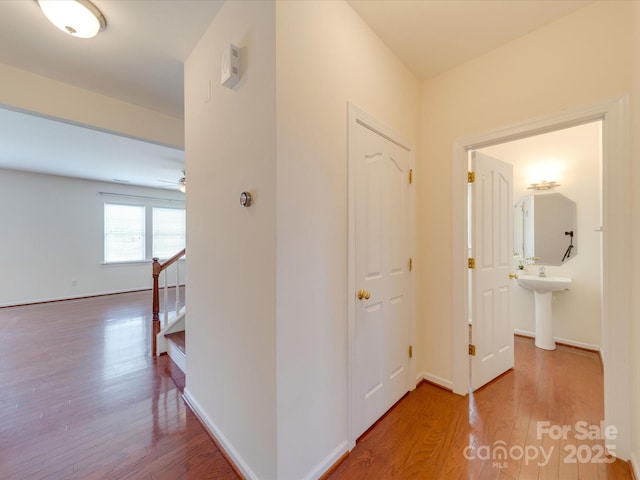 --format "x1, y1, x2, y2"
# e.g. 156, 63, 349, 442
452, 97, 631, 458
480, 121, 602, 350
466, 120, 602, 391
